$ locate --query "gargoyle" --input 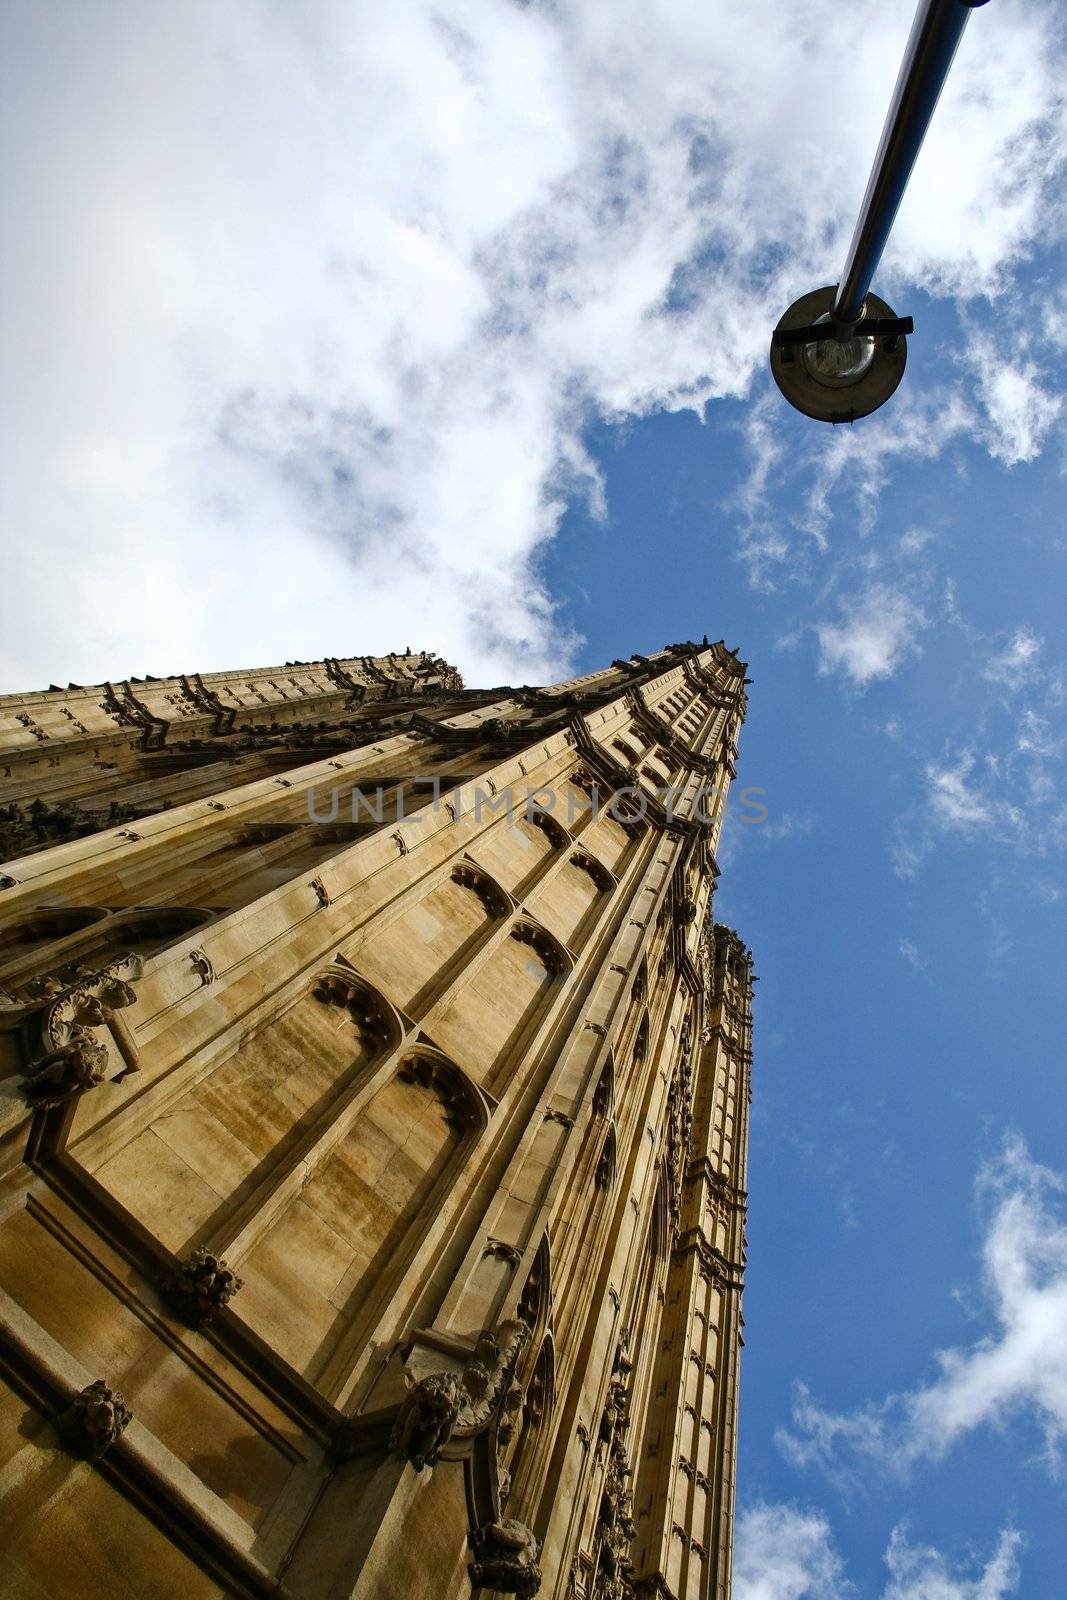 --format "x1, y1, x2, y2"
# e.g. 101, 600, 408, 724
467, 1518, 542, 1597
389, 1370, 462, 1471
21, 1028, 109, 1109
